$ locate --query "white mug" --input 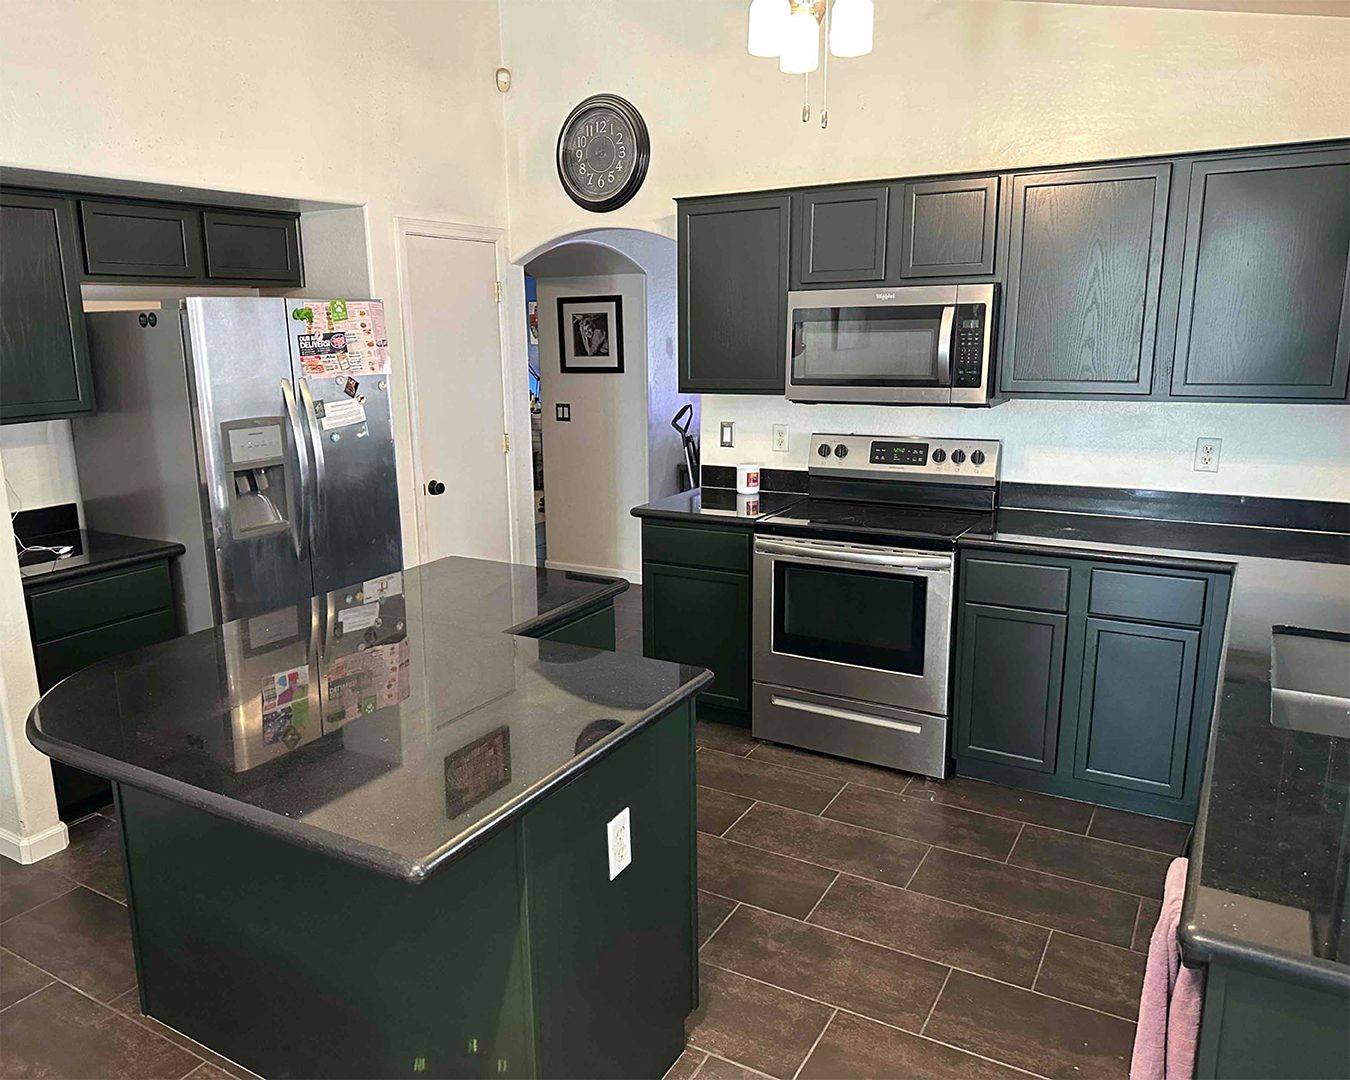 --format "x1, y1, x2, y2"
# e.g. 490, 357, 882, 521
736, 463, 761, 495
